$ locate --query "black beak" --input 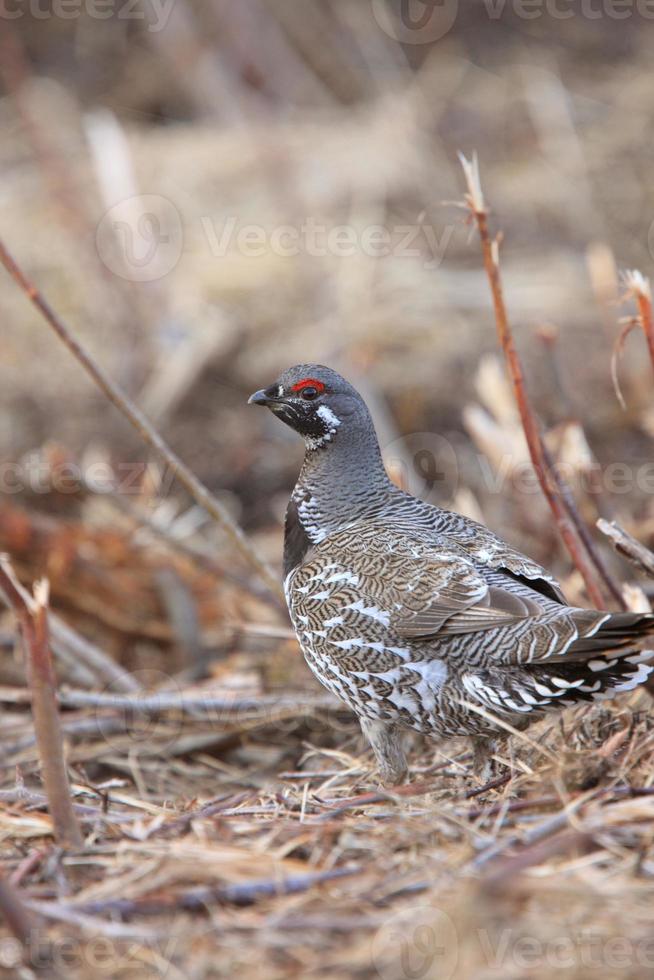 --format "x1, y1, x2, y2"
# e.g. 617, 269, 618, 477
248, 389, 270, 406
